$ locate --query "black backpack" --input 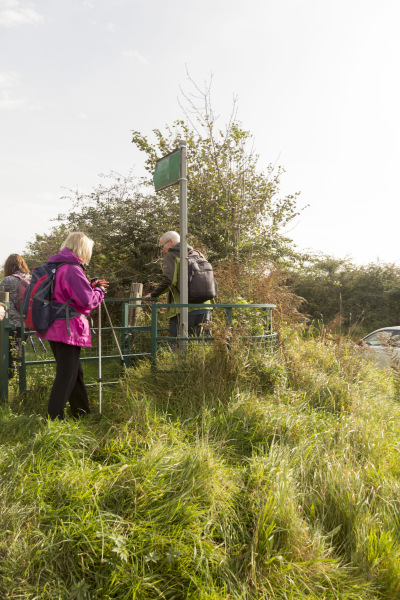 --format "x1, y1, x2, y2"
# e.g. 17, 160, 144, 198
187, 250, 217, 303
22, 262, 81, 334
